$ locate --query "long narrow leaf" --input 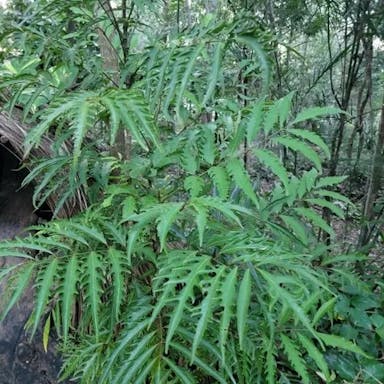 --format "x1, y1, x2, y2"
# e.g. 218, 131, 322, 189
1, 262, 35, 321
31, 258, 59, 337
86, 252, 102, 340
192, 267, 224, 361
237, 269, 251, 350
220, 267, 238, 358
61, 256, 78, 344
